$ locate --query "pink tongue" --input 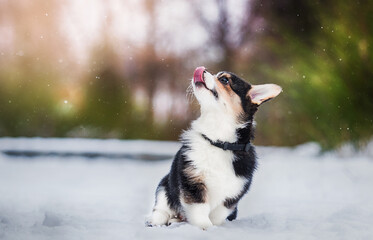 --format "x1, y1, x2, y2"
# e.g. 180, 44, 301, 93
193, 66, 206, 83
